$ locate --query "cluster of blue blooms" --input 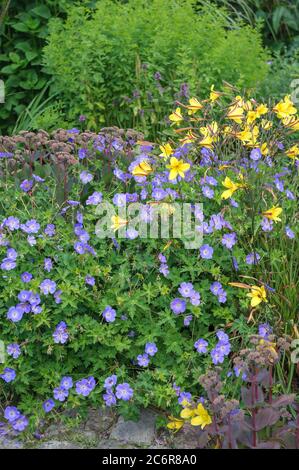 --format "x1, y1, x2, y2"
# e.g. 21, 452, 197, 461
102, 376, 134, 406
194, 330, 231, 365
136, 342, 158, 367
2, 406, 28, 432
170, 282, 201, 318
